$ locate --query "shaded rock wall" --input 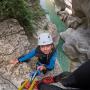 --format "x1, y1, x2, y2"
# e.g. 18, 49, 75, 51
55, 0, 90, 28
54, 0, 65, 11
54, 0, 90, 71
72, 0, 90, 28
